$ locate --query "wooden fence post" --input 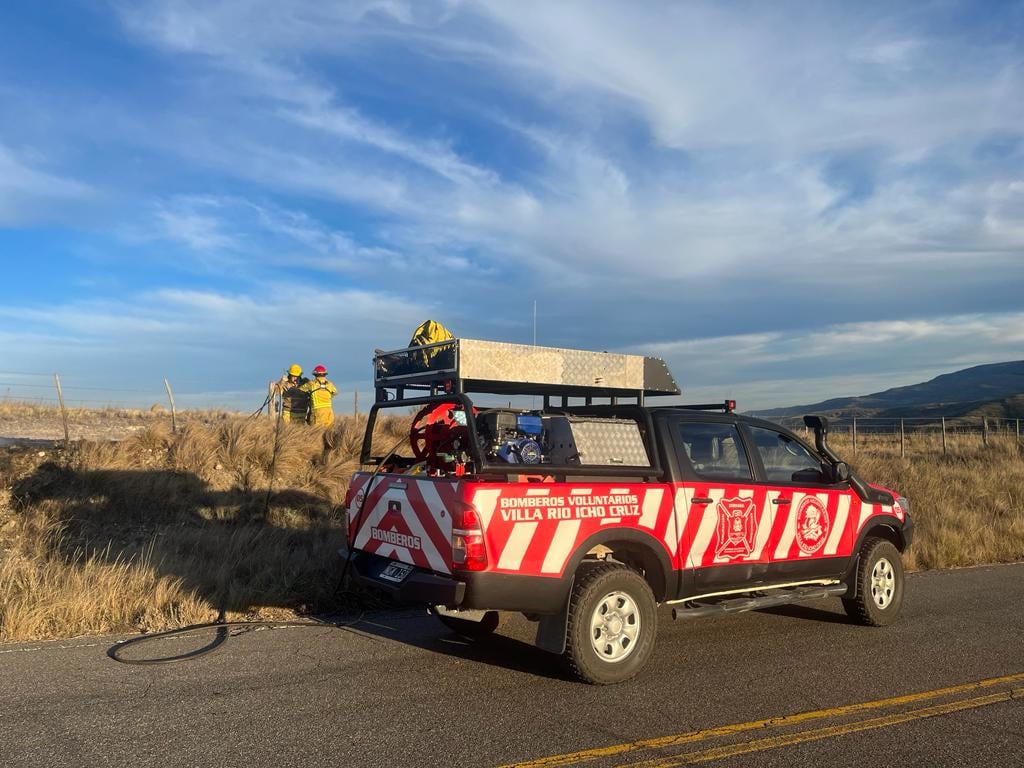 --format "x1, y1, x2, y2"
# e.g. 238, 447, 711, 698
353, 390, 359, 418
982, 417, 989, 448
268, 381, 275, 420
899, 418, 905, 458
941, 417, 947, 456
163, 378, 177, 433
852, 417, 858, 455
53, 374, 70, 445
1017, 418, 1020, 446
